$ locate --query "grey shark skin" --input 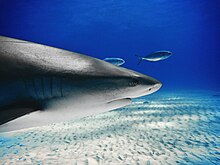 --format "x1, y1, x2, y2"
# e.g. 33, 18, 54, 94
0, 36, 162, 132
